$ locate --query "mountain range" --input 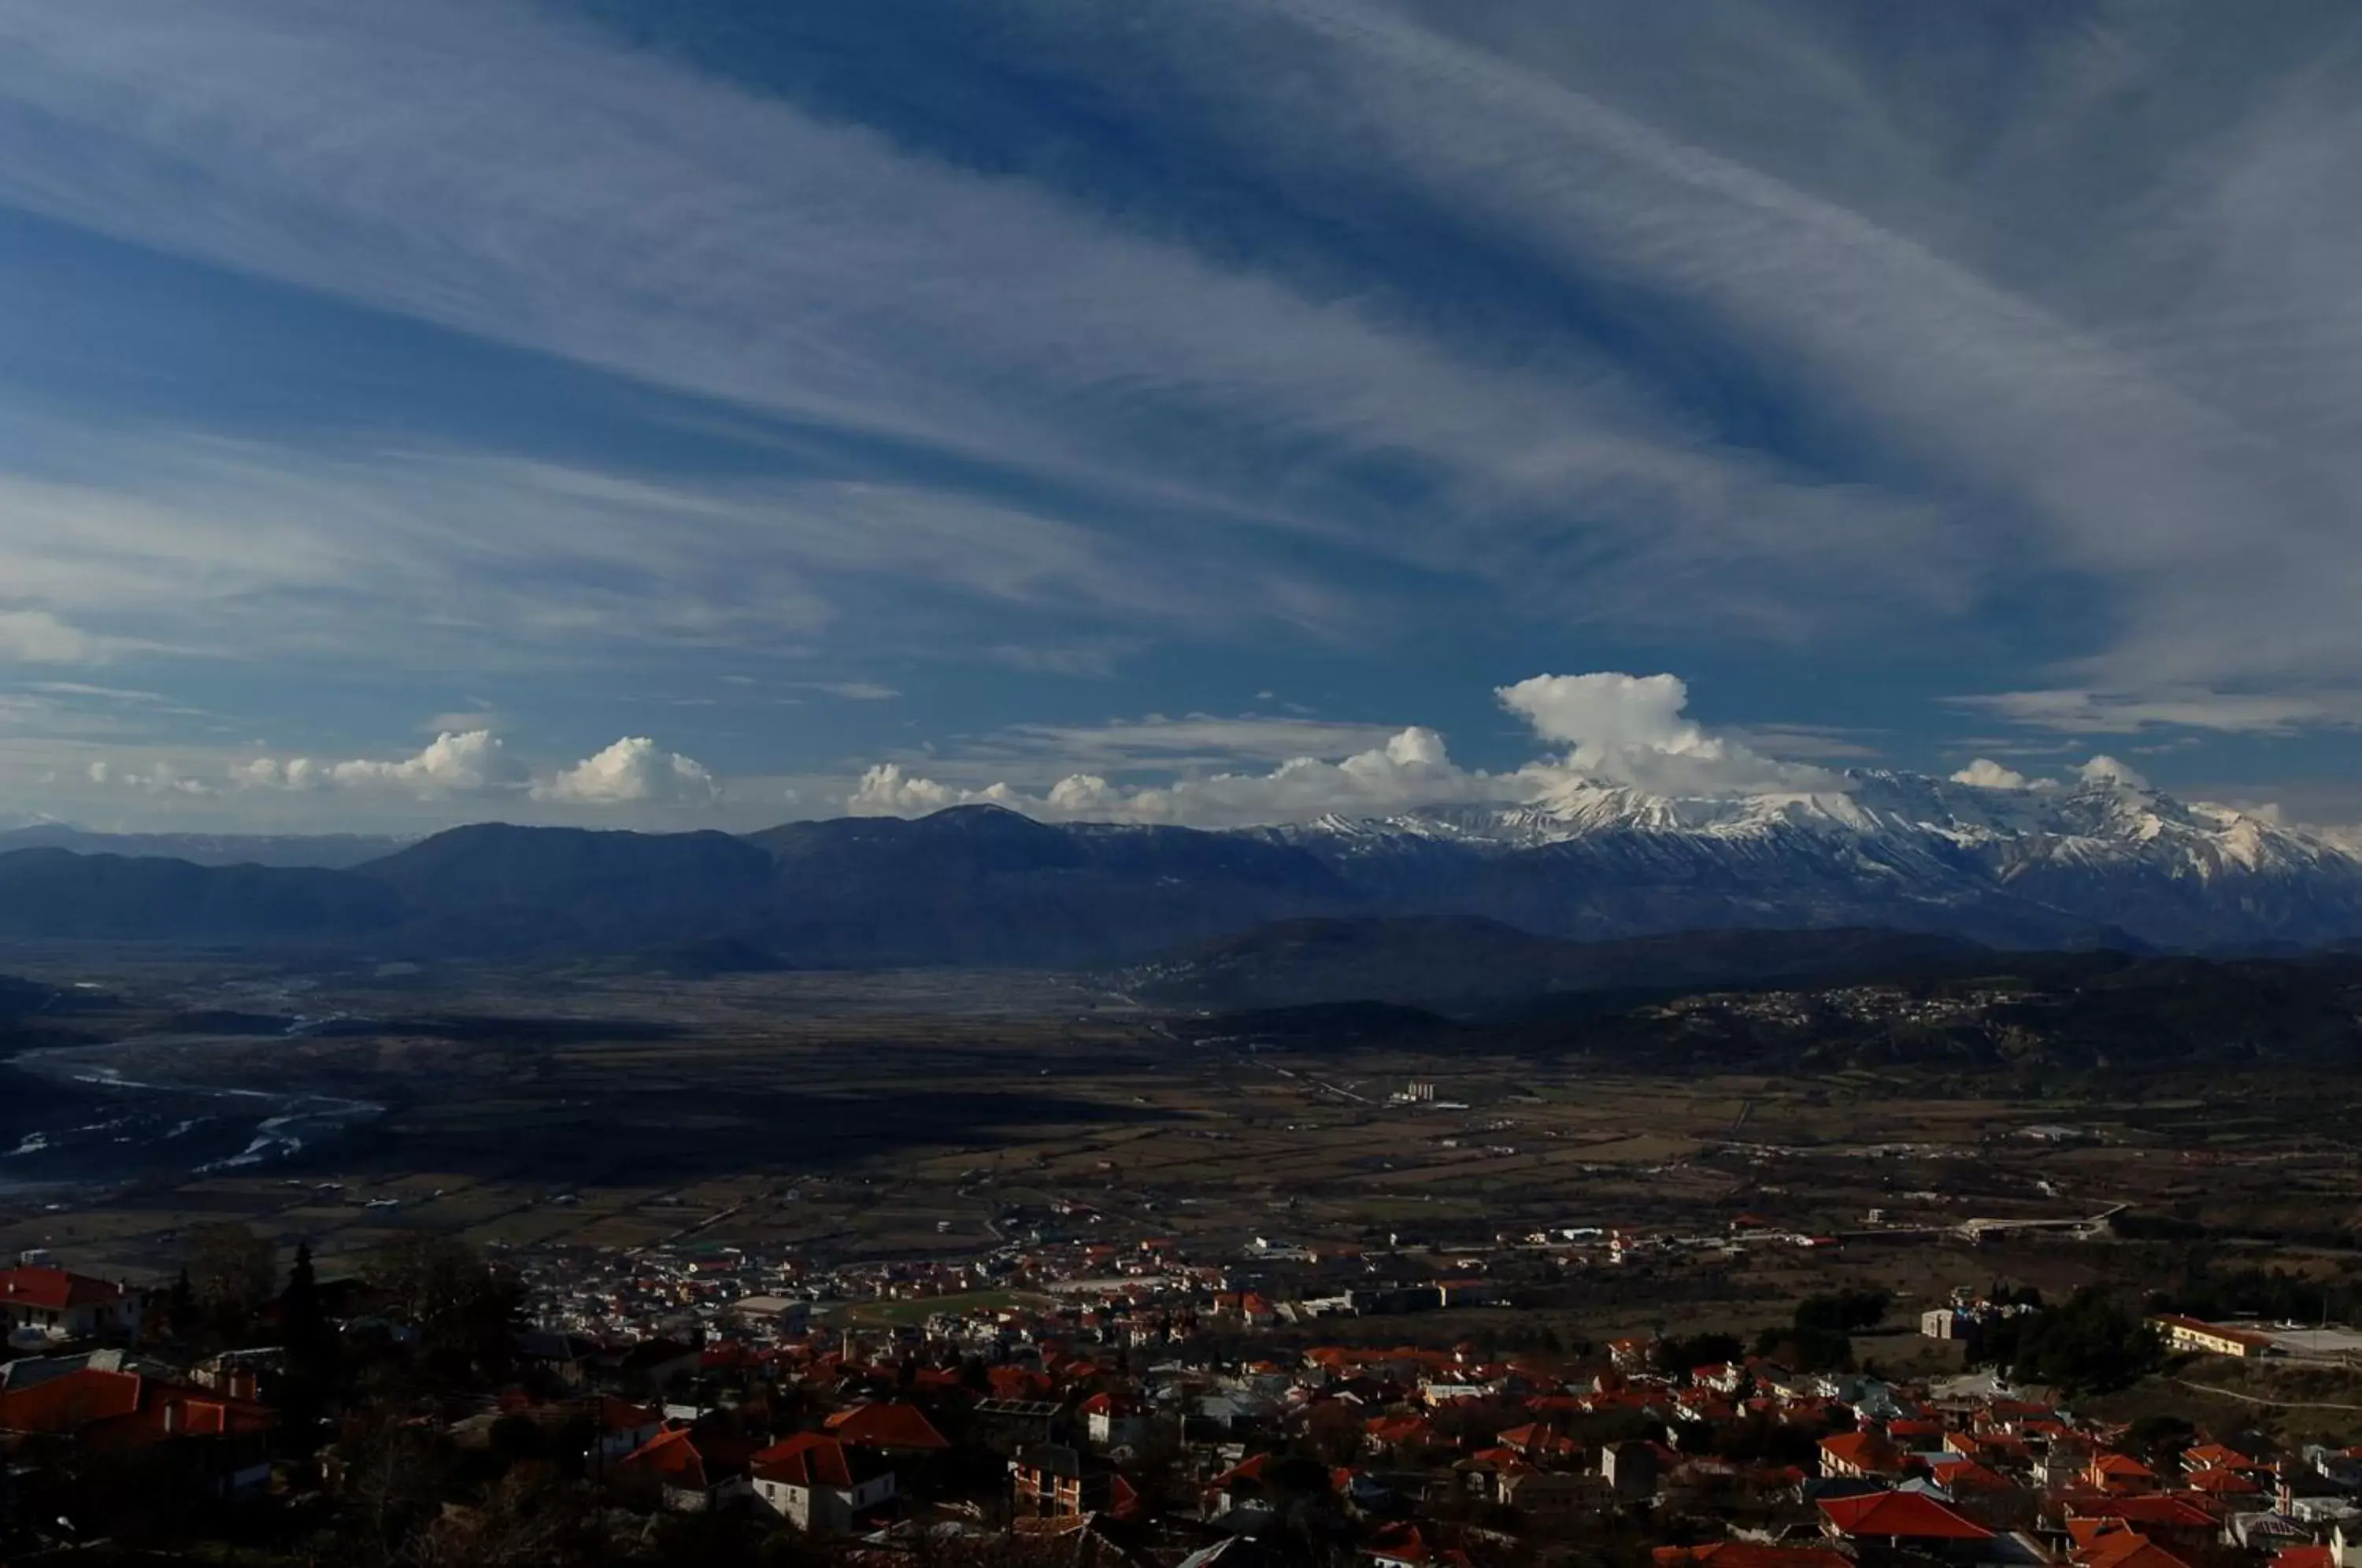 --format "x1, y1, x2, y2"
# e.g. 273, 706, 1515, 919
3, 769, 2360, 965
